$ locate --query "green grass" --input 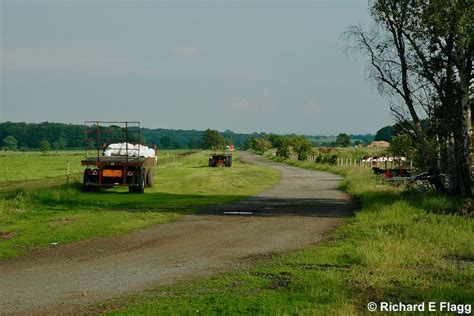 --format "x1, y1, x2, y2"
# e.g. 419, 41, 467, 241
0, 151, 281, 259
93, 155, 473, 315
0, 151, 85, 184
0, 150, 195, 192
